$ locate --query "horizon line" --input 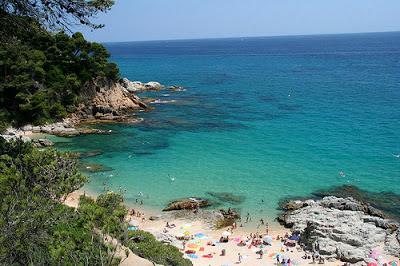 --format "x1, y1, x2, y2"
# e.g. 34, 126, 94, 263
99, 30, 400, 44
